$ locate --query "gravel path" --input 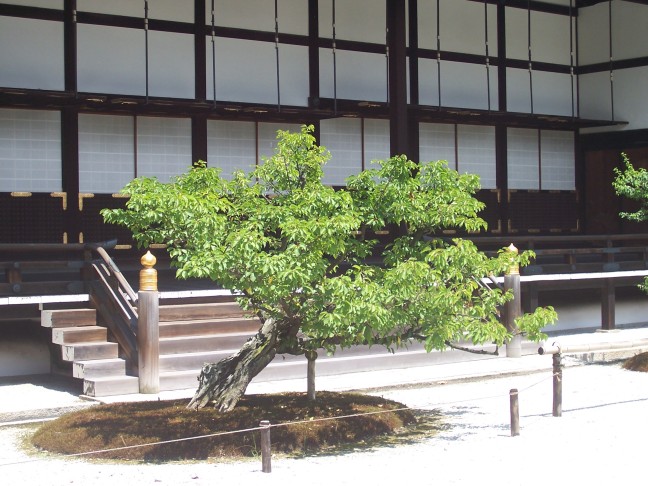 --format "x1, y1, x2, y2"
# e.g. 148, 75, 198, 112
1, 361, 647, 486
